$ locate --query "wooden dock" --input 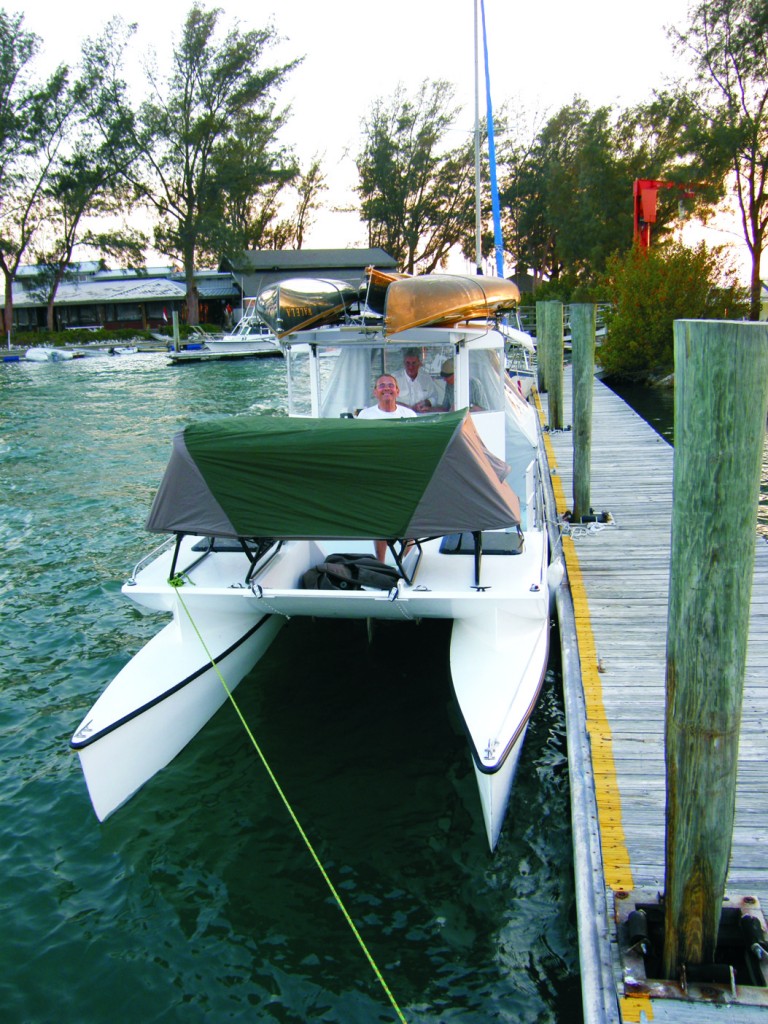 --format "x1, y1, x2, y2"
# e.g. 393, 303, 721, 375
539, 370, 768, 1023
